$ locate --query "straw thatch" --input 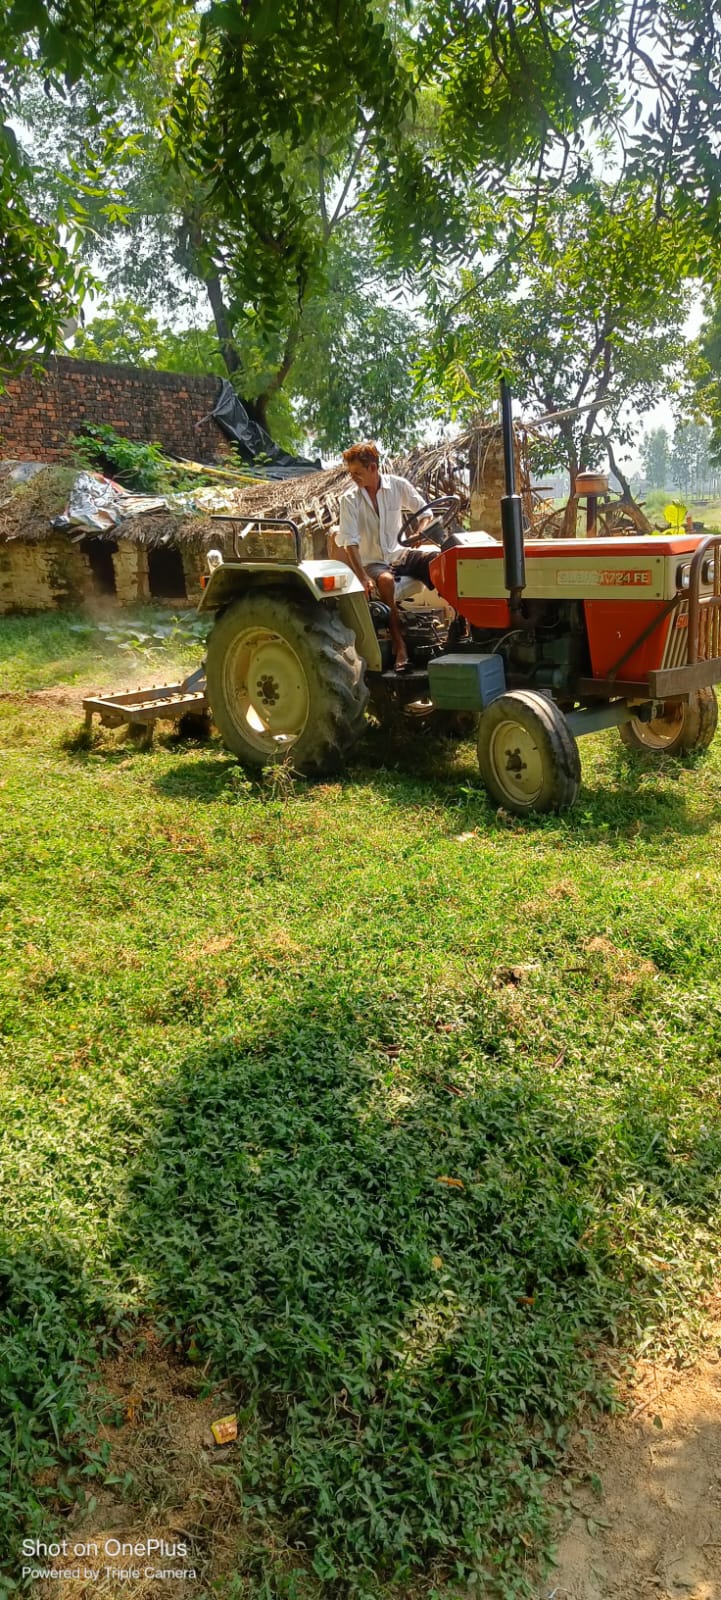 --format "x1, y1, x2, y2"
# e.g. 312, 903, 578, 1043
0, 420, 536, 554
198, 422, 536, 548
